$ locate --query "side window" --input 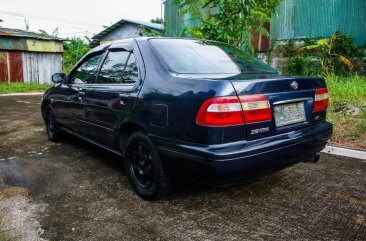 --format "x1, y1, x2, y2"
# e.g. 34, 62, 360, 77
97, 51, 130, 84
70, 53, 103, 84
122, 53, 139, 84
